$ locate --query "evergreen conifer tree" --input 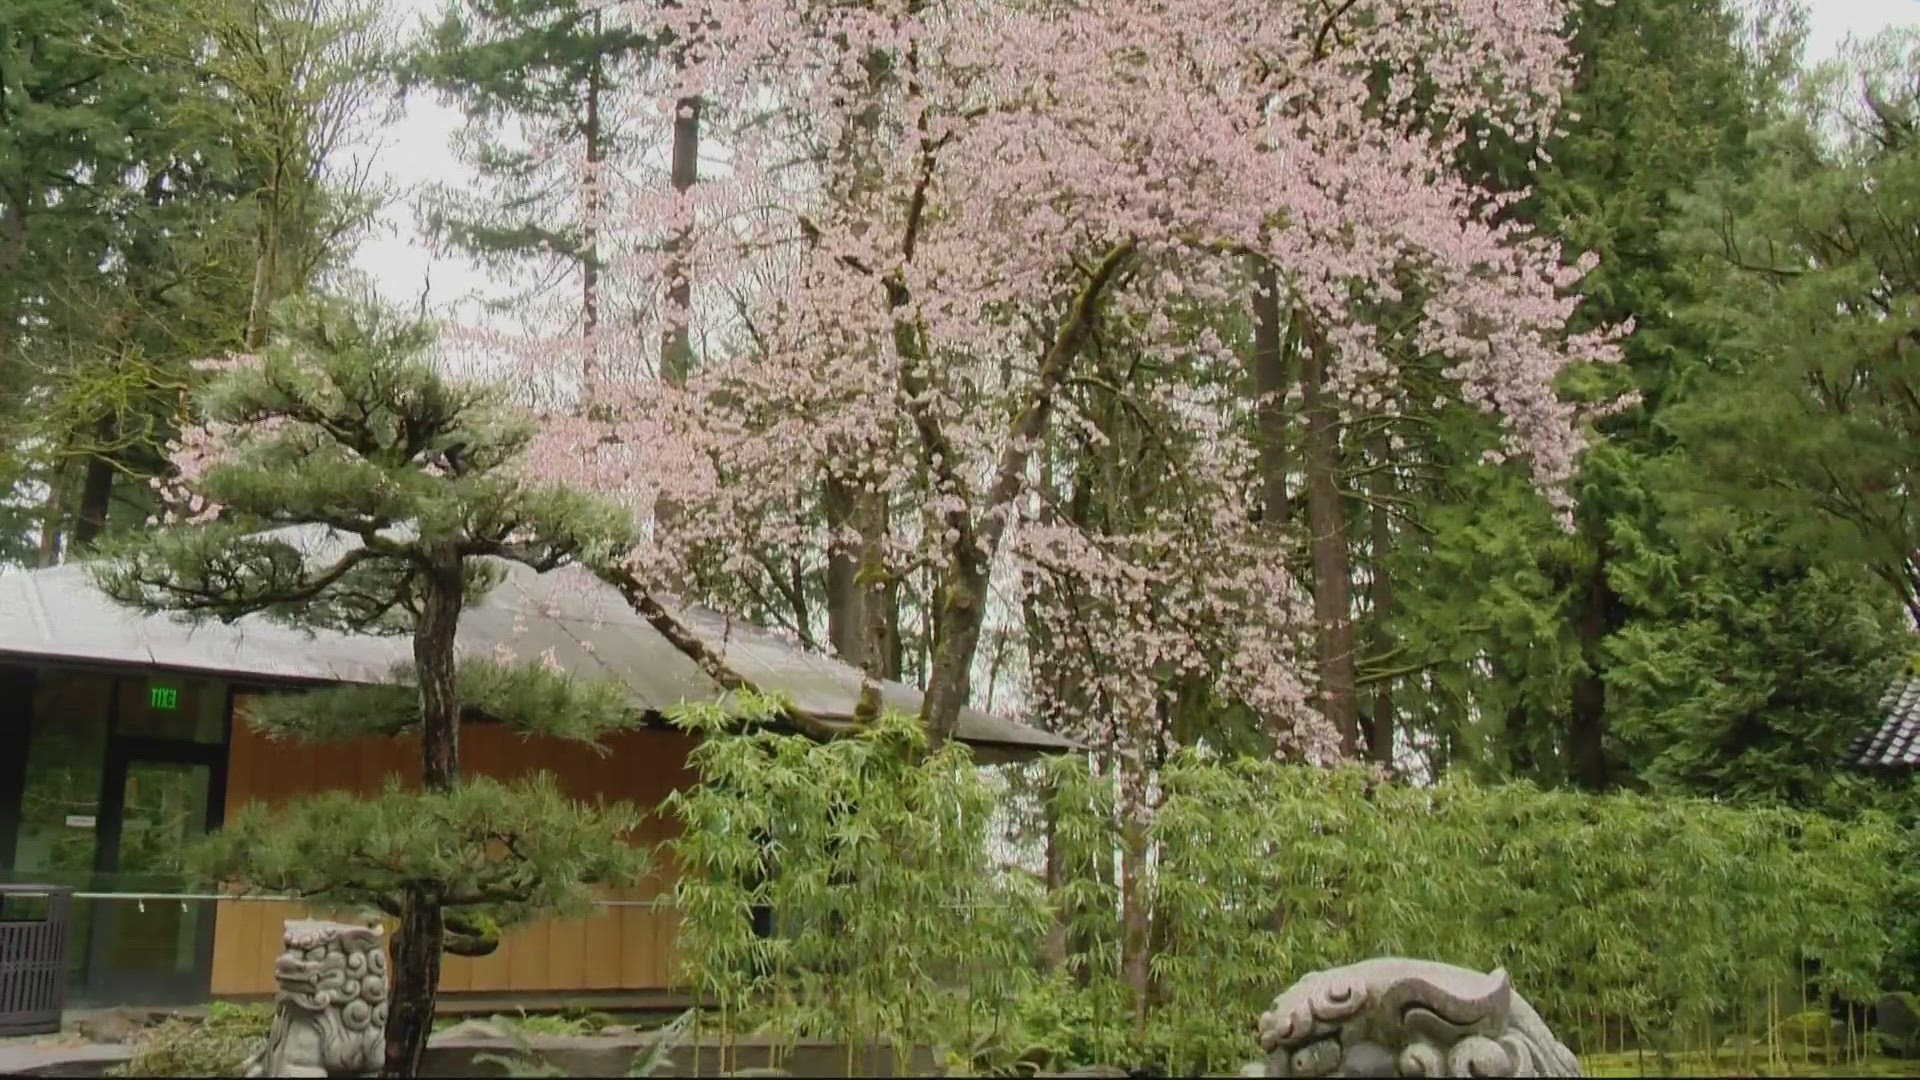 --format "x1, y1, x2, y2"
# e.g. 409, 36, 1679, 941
89, 290, 652, 1079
